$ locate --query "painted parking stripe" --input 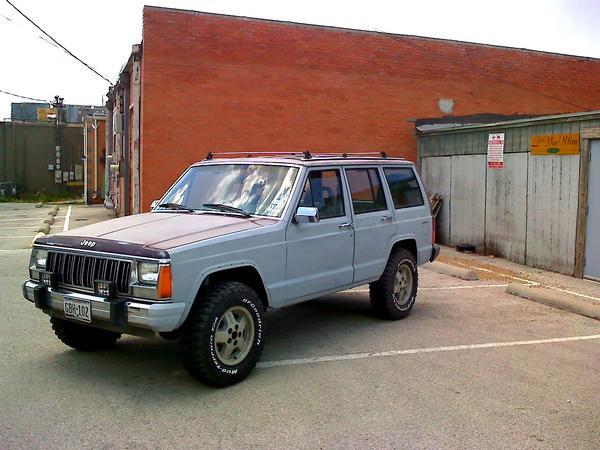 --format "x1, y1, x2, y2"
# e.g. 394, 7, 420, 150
347, 284, 510, 293
0, 216, 66, 222
63, 205, 72, 232
0, 235, 36, 239
257, 334, 600, 368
